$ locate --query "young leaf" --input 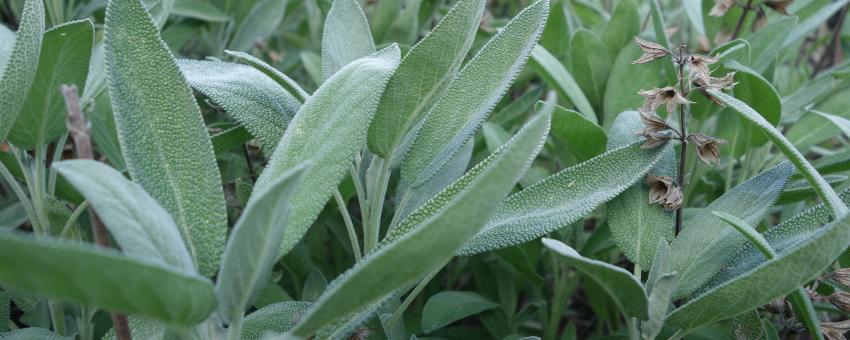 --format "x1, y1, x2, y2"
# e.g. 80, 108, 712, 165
529, 45, 596, 123
542, 238, 648, 319
105, 0, 228, 276
8, 20, 93, 149
322, 0, 375, 80
0, 233, 215, 326
288, 104, 553, 337
551, 105, 607, 161
252, 46, 401, 258
216, 166, 305, 325
367, 0, 485, 158
224, 50, 310, 102
399, 0, 549, 194
228, 0, 288, 51
54, 160, 195, 273
178, 59, 300, 150
459, 141, 671, 255
242, 301, 312, 340
421, 291, 499, 333
0, 0, 43, 143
